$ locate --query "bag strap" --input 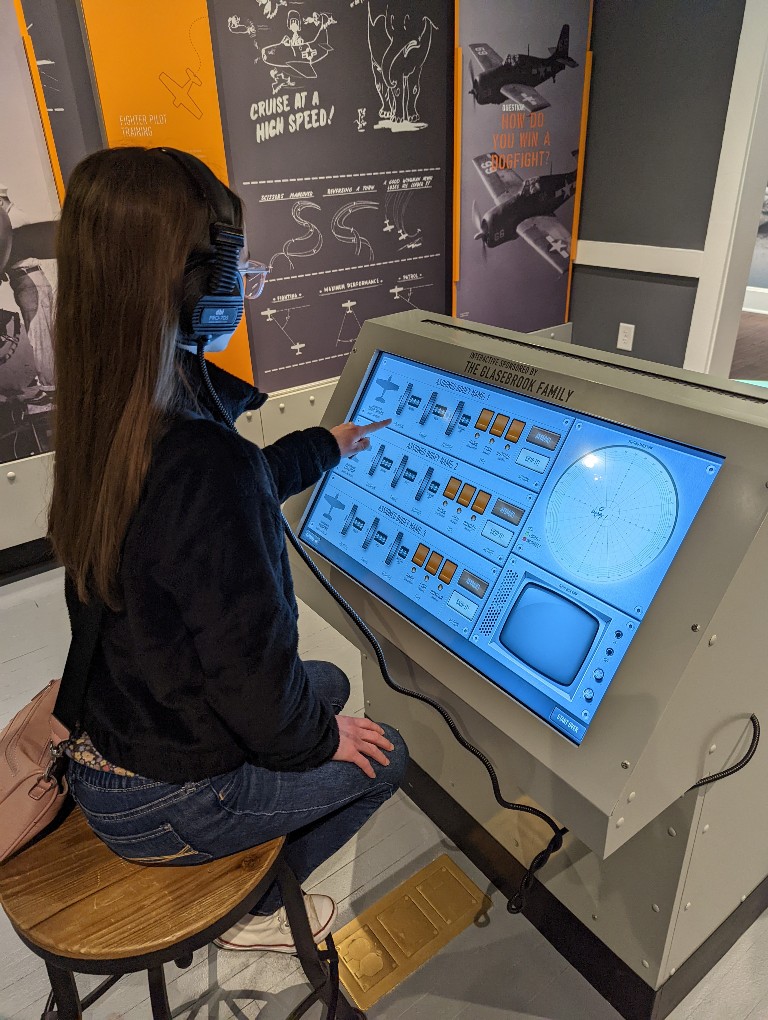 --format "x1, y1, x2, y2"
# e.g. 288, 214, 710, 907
52, 594, 105, 734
